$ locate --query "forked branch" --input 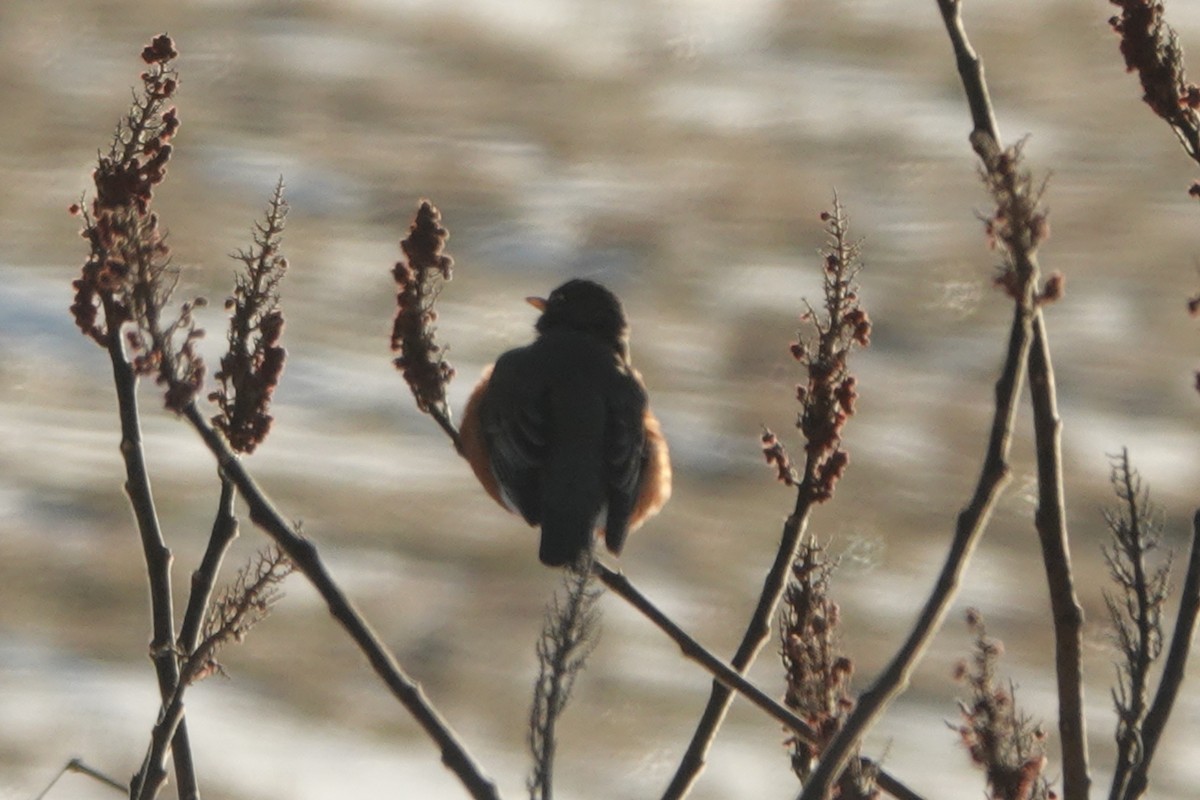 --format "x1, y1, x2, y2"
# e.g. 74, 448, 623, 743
180, 401, 501, 800
70, 34, 199, 799
666, 197, 871, 799
592, 562, 922, 800
799, 5, 1068, 794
